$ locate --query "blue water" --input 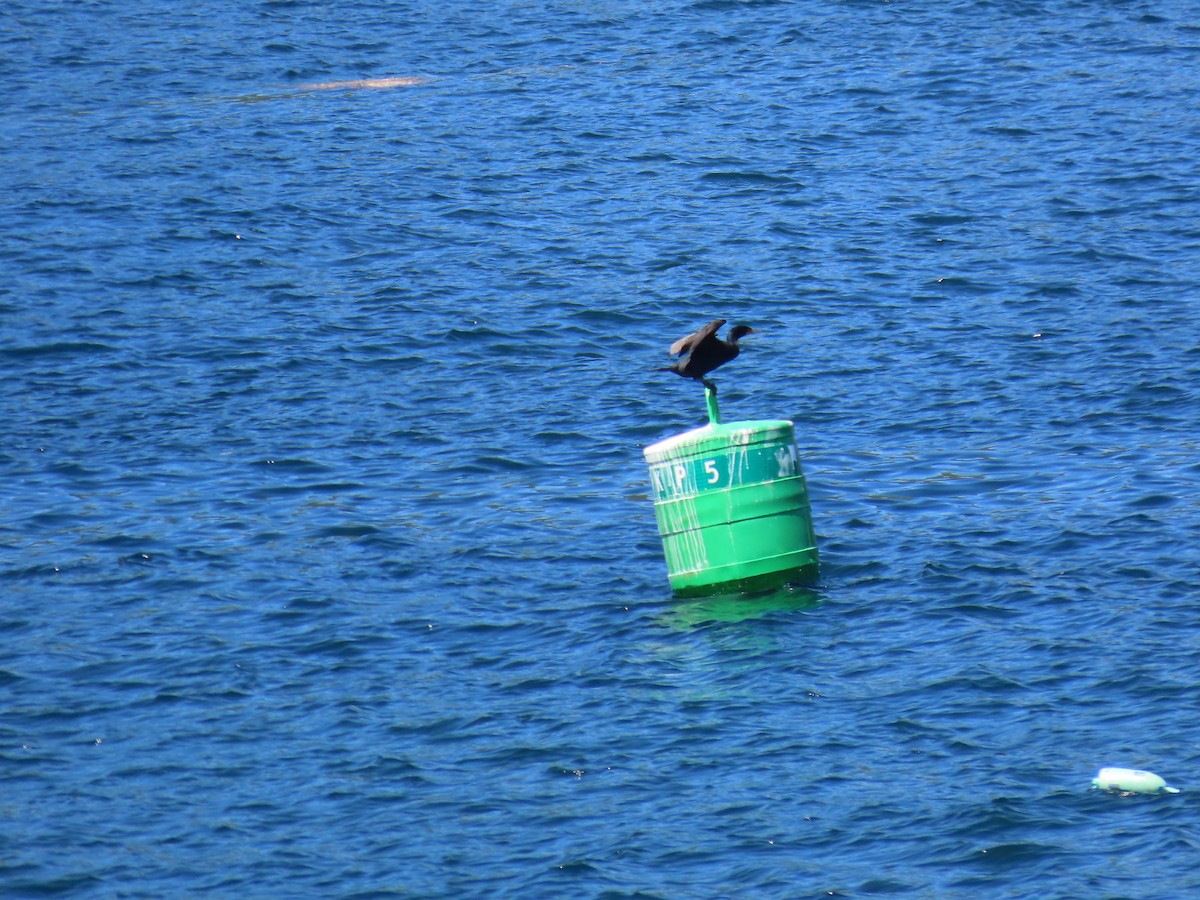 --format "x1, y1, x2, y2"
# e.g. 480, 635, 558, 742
4, 1, 1200, 896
